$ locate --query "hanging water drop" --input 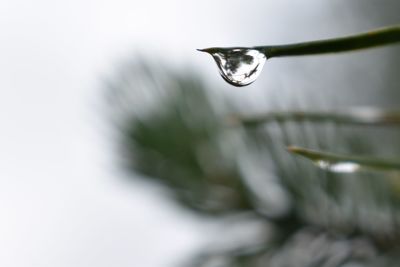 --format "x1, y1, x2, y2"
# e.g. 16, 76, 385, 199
198, 48, 266, 87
